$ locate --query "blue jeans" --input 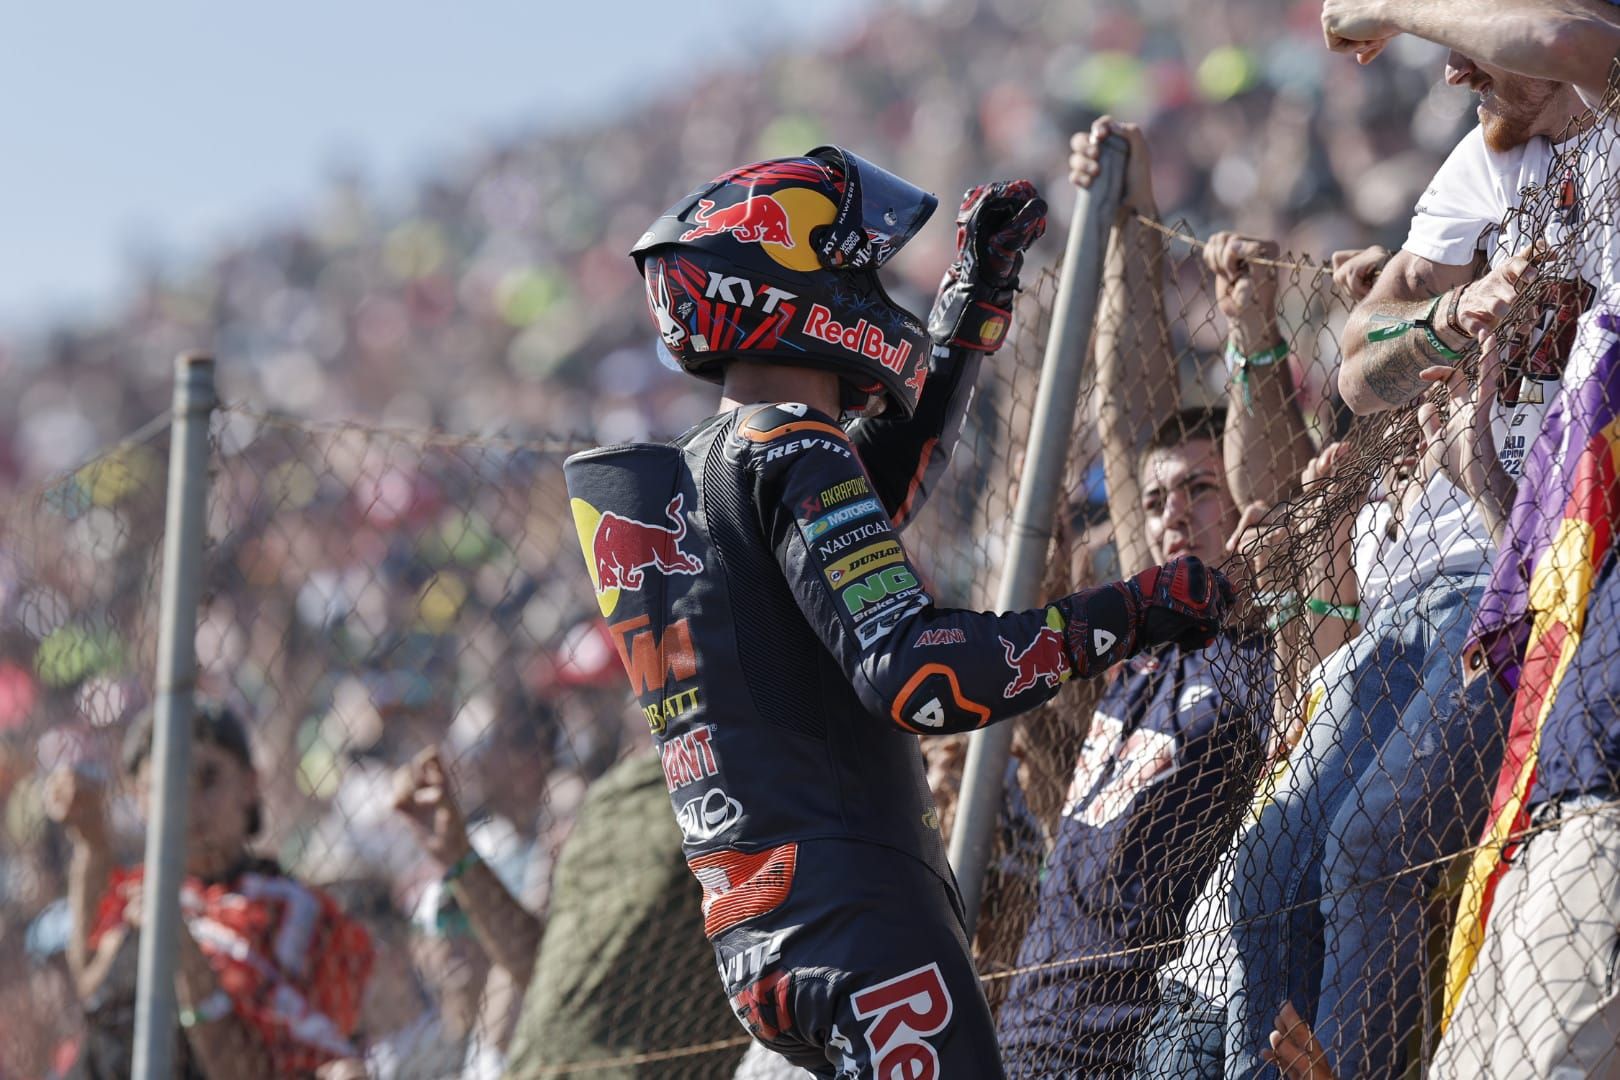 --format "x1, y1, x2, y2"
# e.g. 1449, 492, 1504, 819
1315, 590, 1507, 1077
1224, 573, 1485, 1079
1135, 978, 1224, 1079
